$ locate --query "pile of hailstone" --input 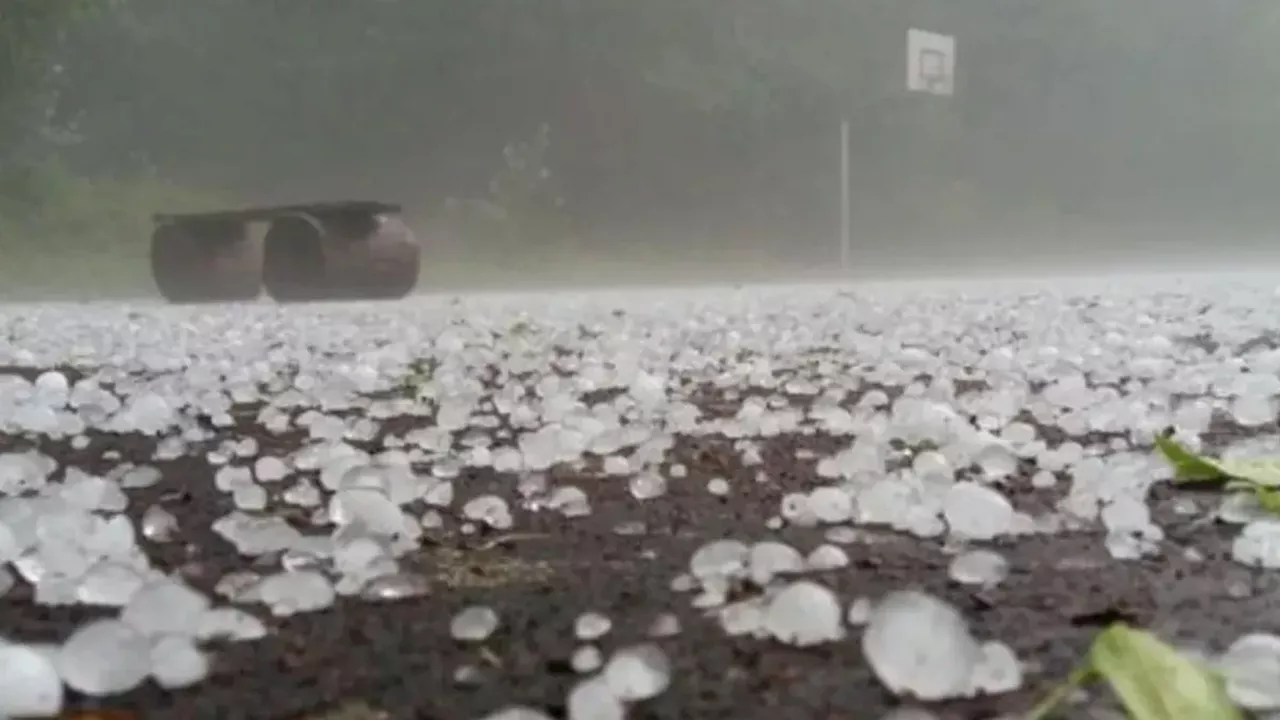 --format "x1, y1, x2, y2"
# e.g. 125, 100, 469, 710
0, 447, 270, 716
679, 538, 1023, 701
451, 603, 672, 720
6, 279, 1280, 716
0, 437, 482, 716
